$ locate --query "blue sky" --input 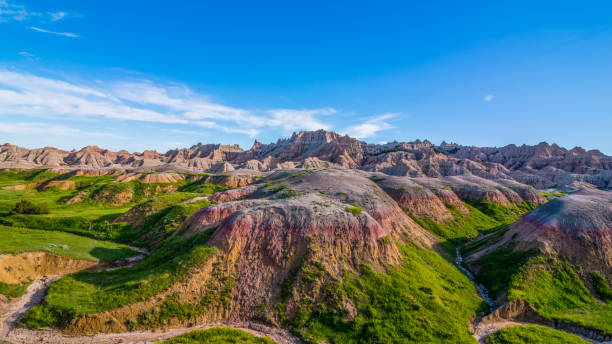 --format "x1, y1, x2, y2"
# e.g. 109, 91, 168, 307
1, 1, 611, 154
